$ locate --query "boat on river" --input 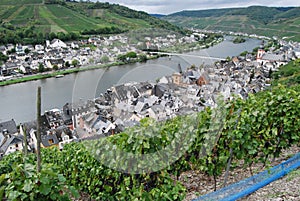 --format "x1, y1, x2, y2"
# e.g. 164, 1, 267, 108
55, 74, 64, 78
